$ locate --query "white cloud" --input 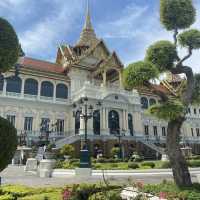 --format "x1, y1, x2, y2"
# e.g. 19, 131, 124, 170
97, 1, 200, 73
19, 0, 83, 60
